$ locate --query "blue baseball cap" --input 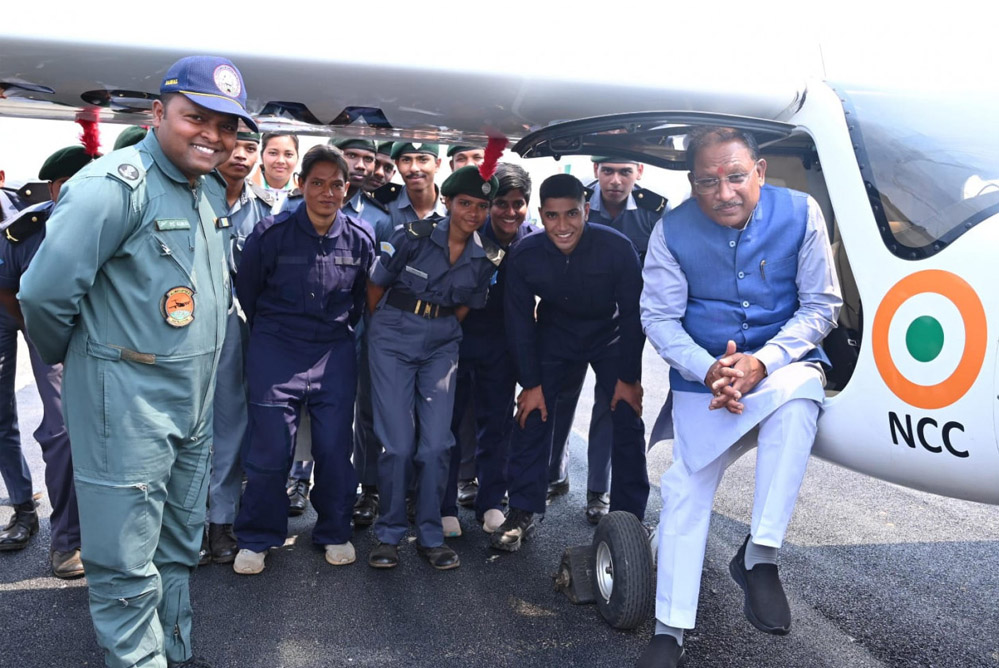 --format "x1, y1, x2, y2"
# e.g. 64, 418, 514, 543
160, 55, 258, 132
